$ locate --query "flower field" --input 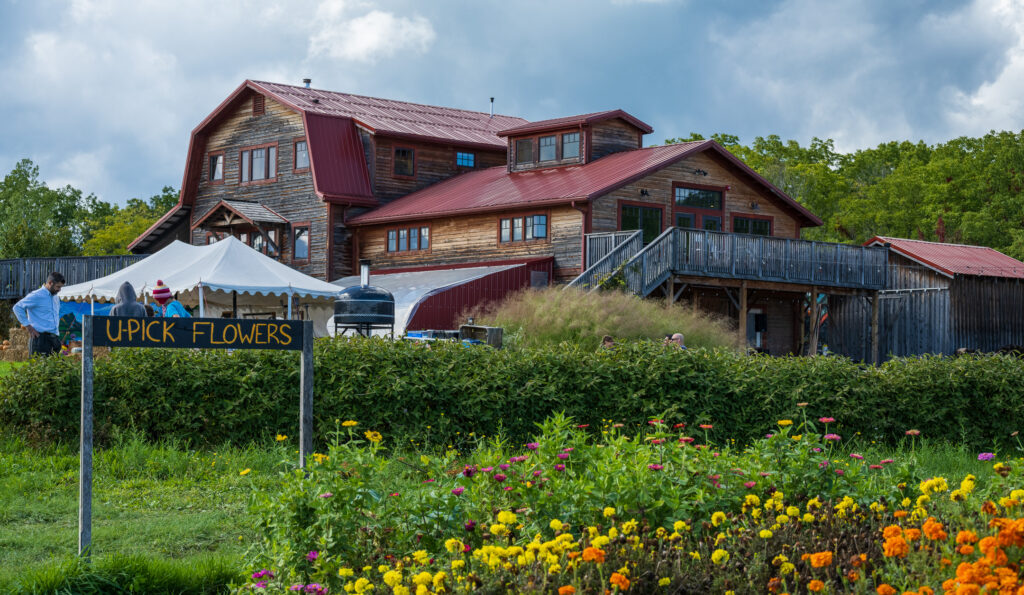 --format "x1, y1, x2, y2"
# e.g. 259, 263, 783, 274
238, 412, 1024, 594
